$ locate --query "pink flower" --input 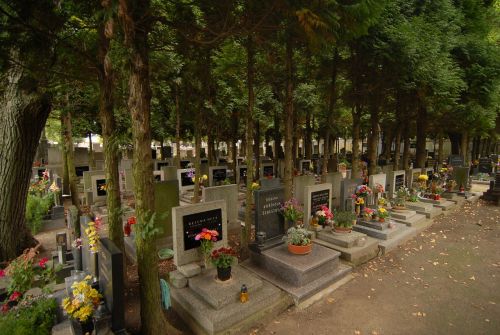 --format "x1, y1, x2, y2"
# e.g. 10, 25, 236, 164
1, 304, 9, 313
39, 257, 49, 269
0, 269, 5, 278
9, 291, 21, 302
